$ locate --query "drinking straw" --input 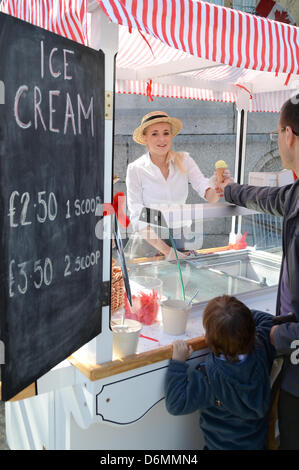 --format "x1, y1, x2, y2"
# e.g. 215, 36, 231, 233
140, 334, 159, 343
168, 229, 185, 301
